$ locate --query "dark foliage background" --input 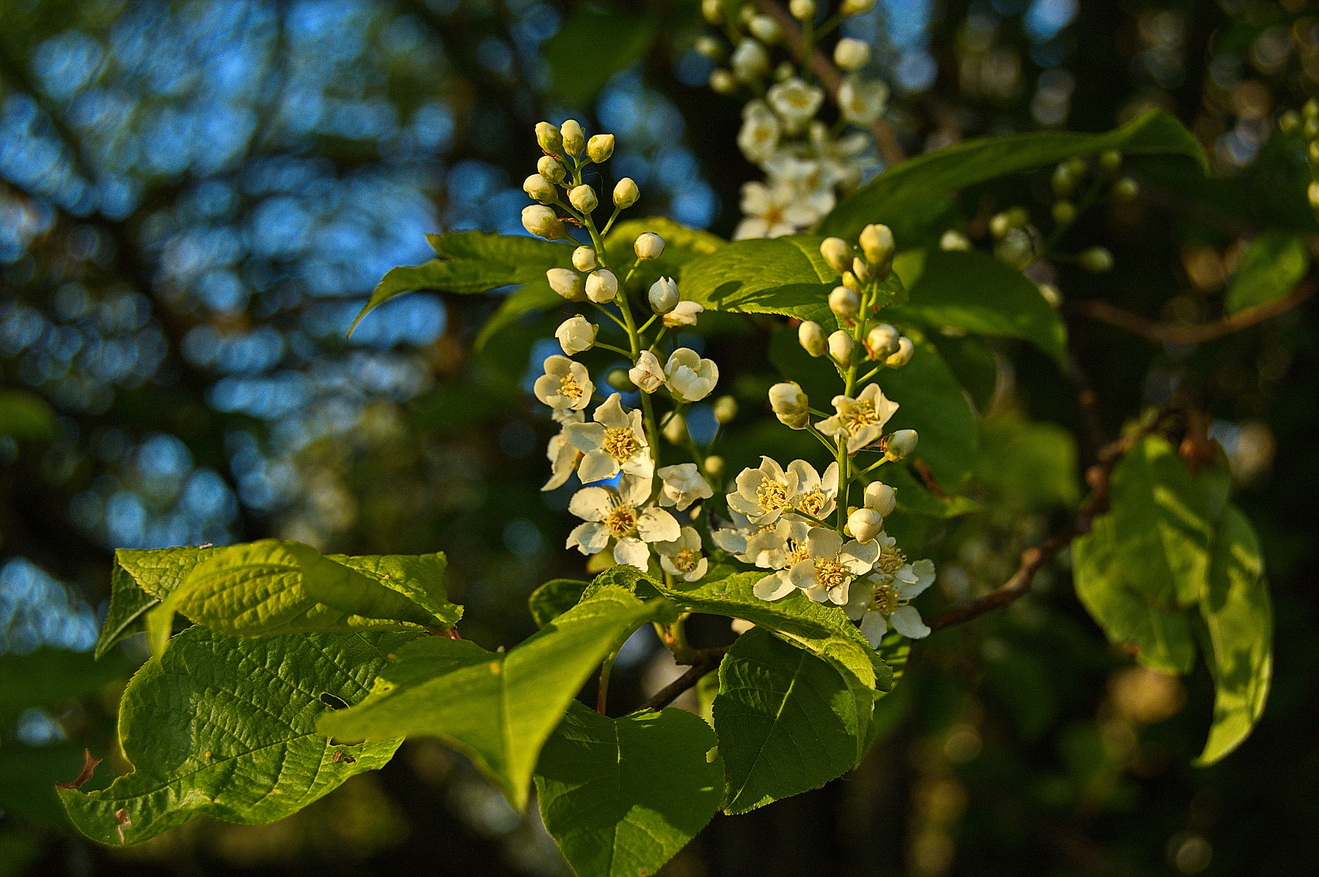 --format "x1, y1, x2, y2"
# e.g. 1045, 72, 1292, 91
1, 0, 1316, 875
